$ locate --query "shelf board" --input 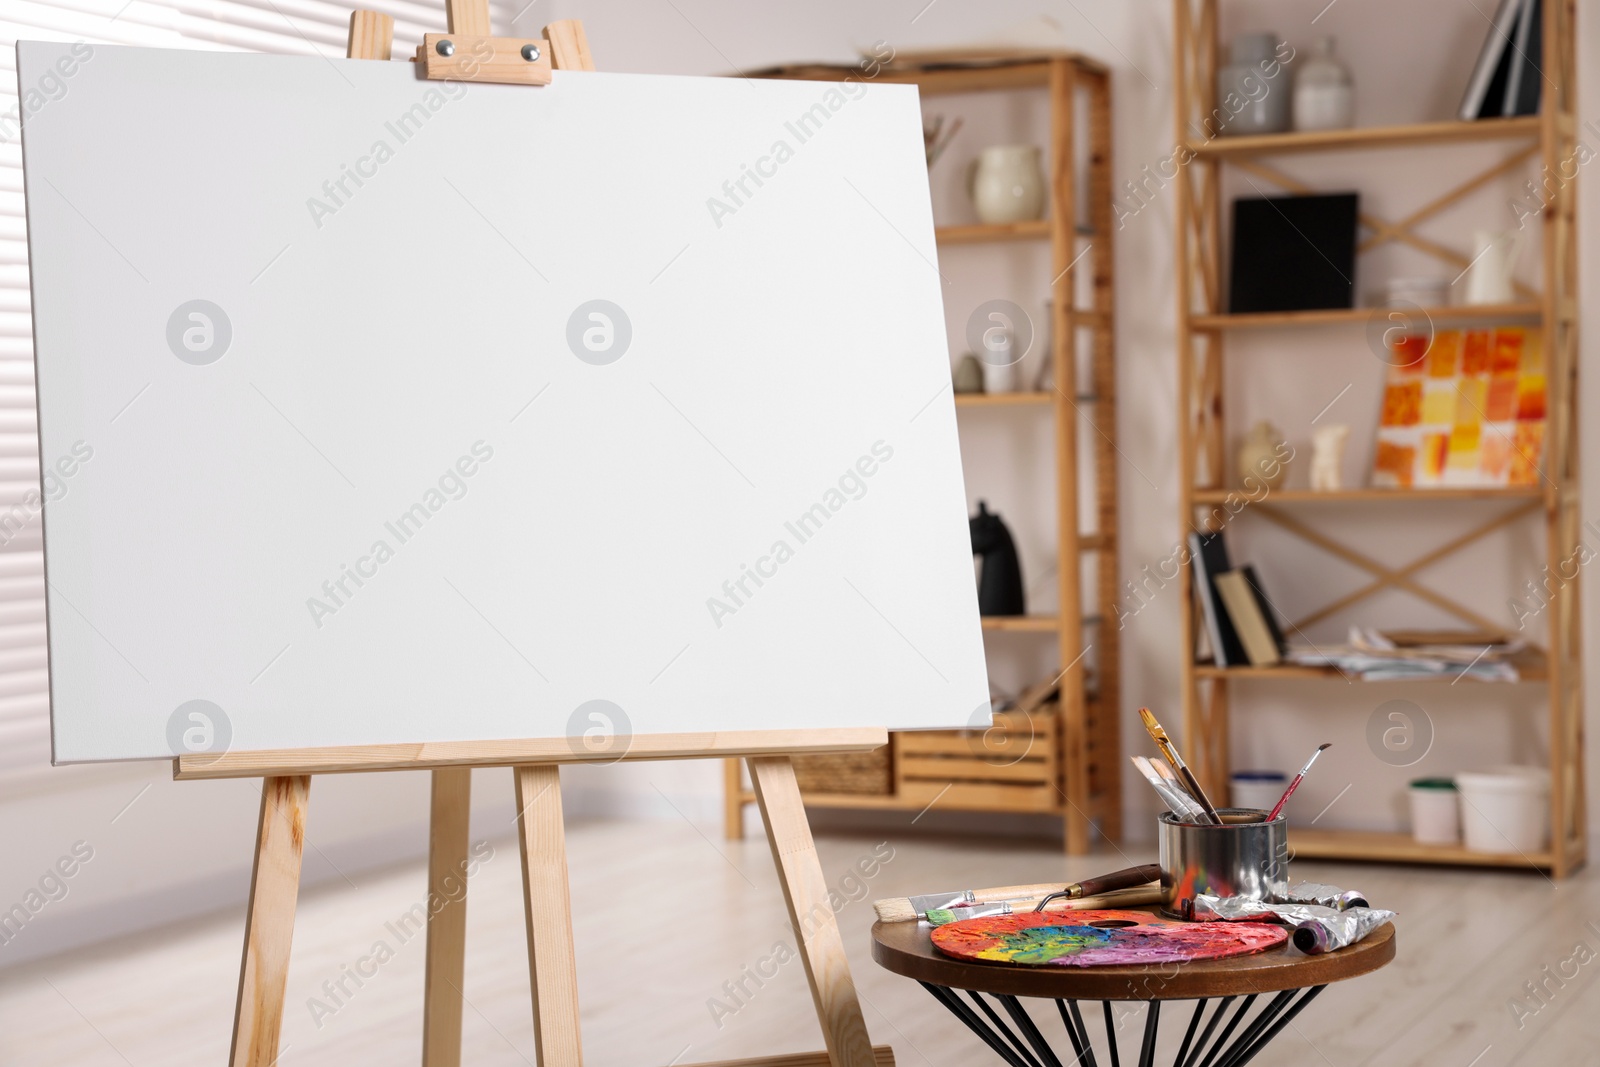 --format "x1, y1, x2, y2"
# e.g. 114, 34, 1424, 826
935, 220, 1097, 244
1289, 828, 1552, 869
981, 615, 1061, 632
1190, 302, 1541, 331
955, 391, 1055, 407
1187, 116, 1542, 158
1191, 486, 1544, 504
936, 220, 1051, 245
1194, 646, 1547, 682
